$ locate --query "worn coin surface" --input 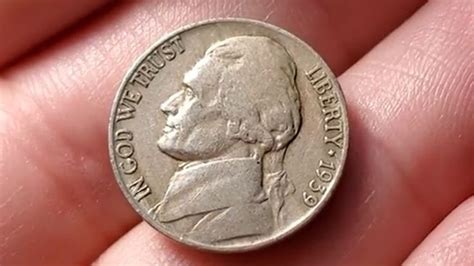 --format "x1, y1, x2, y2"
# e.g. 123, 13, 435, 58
109, 18, 349, 252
